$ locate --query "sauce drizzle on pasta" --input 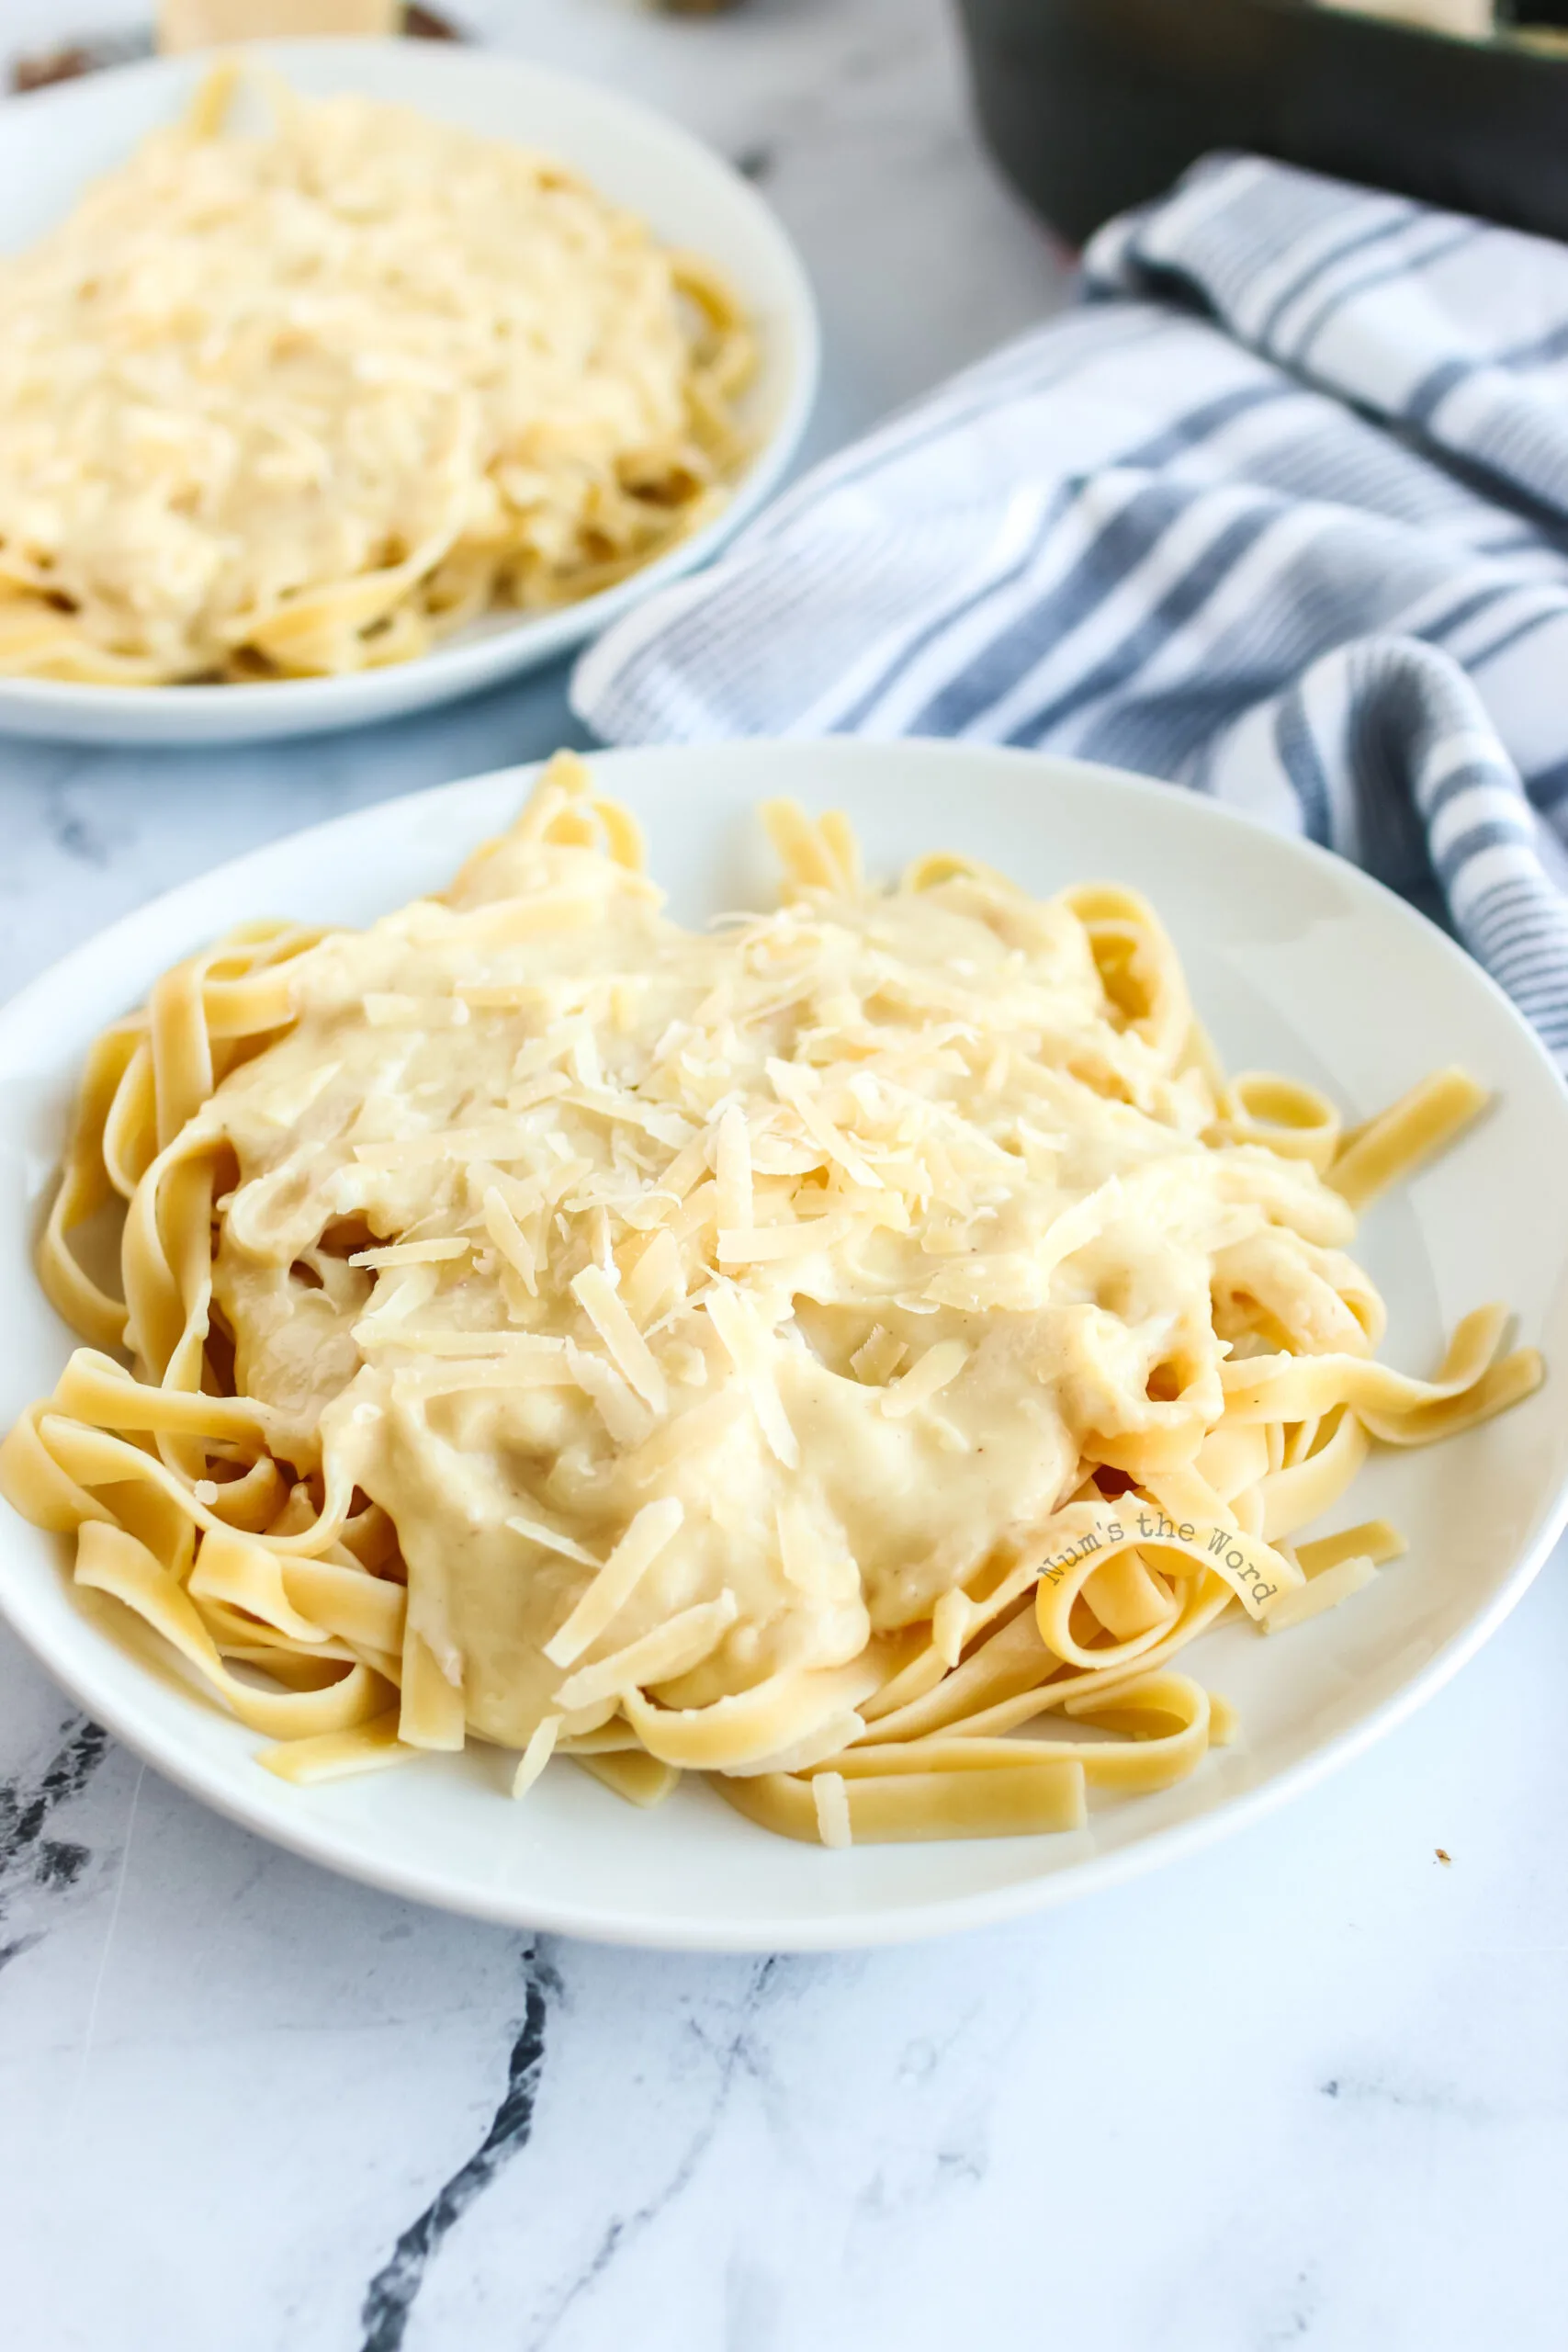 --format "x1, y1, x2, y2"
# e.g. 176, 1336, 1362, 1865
0, 754, 1542, 1844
